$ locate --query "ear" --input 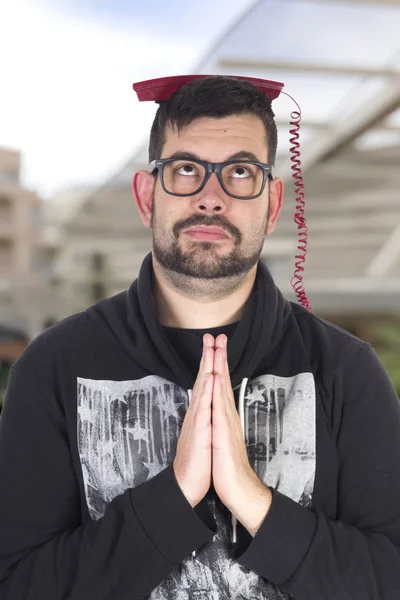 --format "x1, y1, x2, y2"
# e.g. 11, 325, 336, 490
266, 177, 284, 235
132, 170, 155, 229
